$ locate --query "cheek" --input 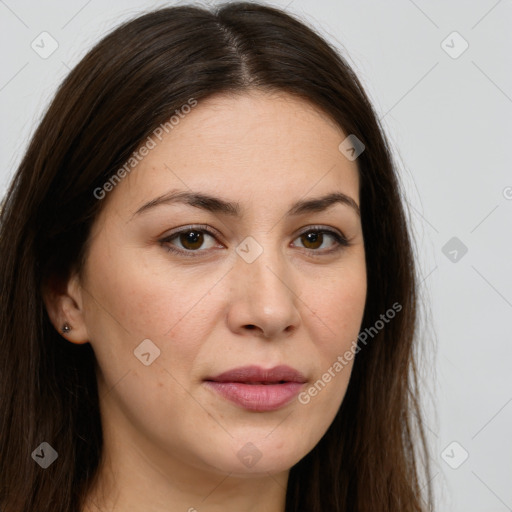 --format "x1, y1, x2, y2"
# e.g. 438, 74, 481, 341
82, 245, 227, 385
85, 240, 195, 332
81, 249, 218, 441
295, 264, 366, 429
308, 264, 367, 354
